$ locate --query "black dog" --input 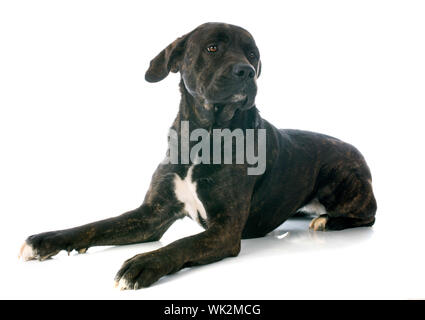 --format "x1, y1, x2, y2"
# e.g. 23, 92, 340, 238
19, 23, 377, 290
